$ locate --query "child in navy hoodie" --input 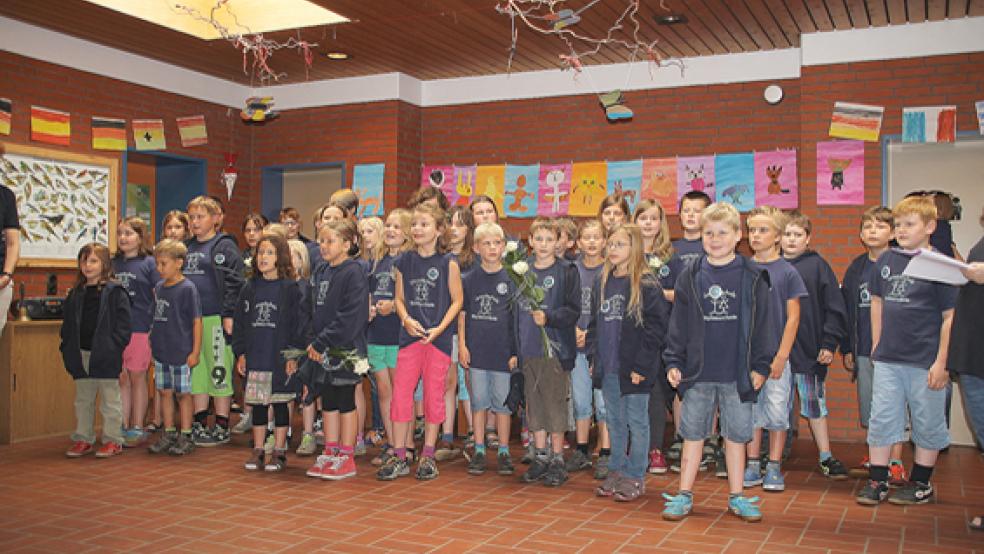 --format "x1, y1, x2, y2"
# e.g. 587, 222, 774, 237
782, 211, 849, 480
